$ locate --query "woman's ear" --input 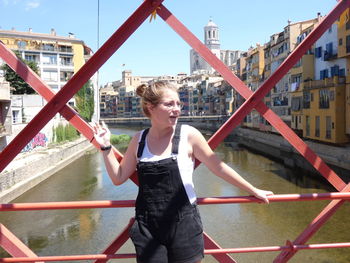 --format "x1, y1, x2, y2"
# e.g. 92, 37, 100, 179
146, 103, 155, 113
